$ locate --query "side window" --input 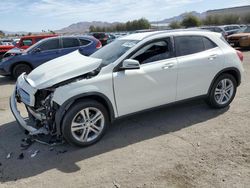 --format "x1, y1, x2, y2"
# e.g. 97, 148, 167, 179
203, 37, 217, 50
79, 39, 91, 46
131, 39, 172, 64
22, 39, 32, 46
62, 38, 80, 48
39, 39, 60, 51
175, 36, 204, 57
